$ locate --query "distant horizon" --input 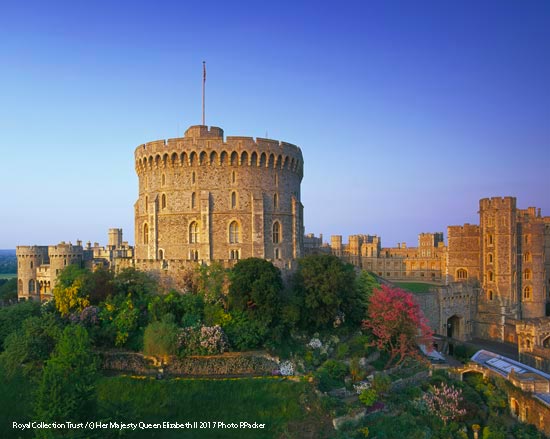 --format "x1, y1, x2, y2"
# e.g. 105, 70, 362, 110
2, 0, 549, 249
